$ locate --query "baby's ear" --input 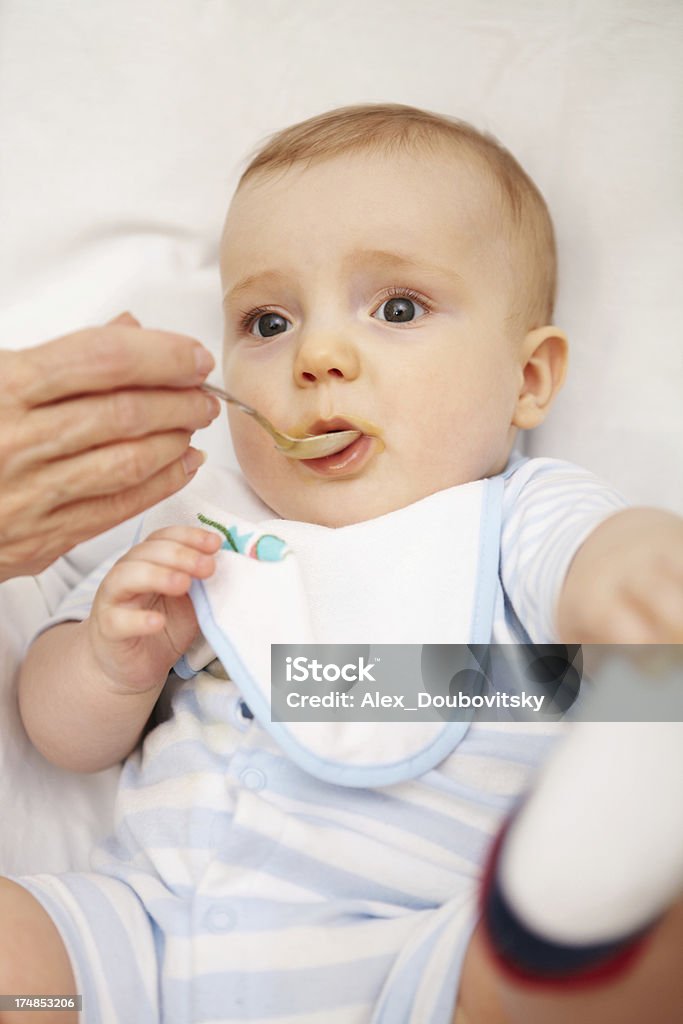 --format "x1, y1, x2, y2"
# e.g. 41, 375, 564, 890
512, 325, 568, 430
